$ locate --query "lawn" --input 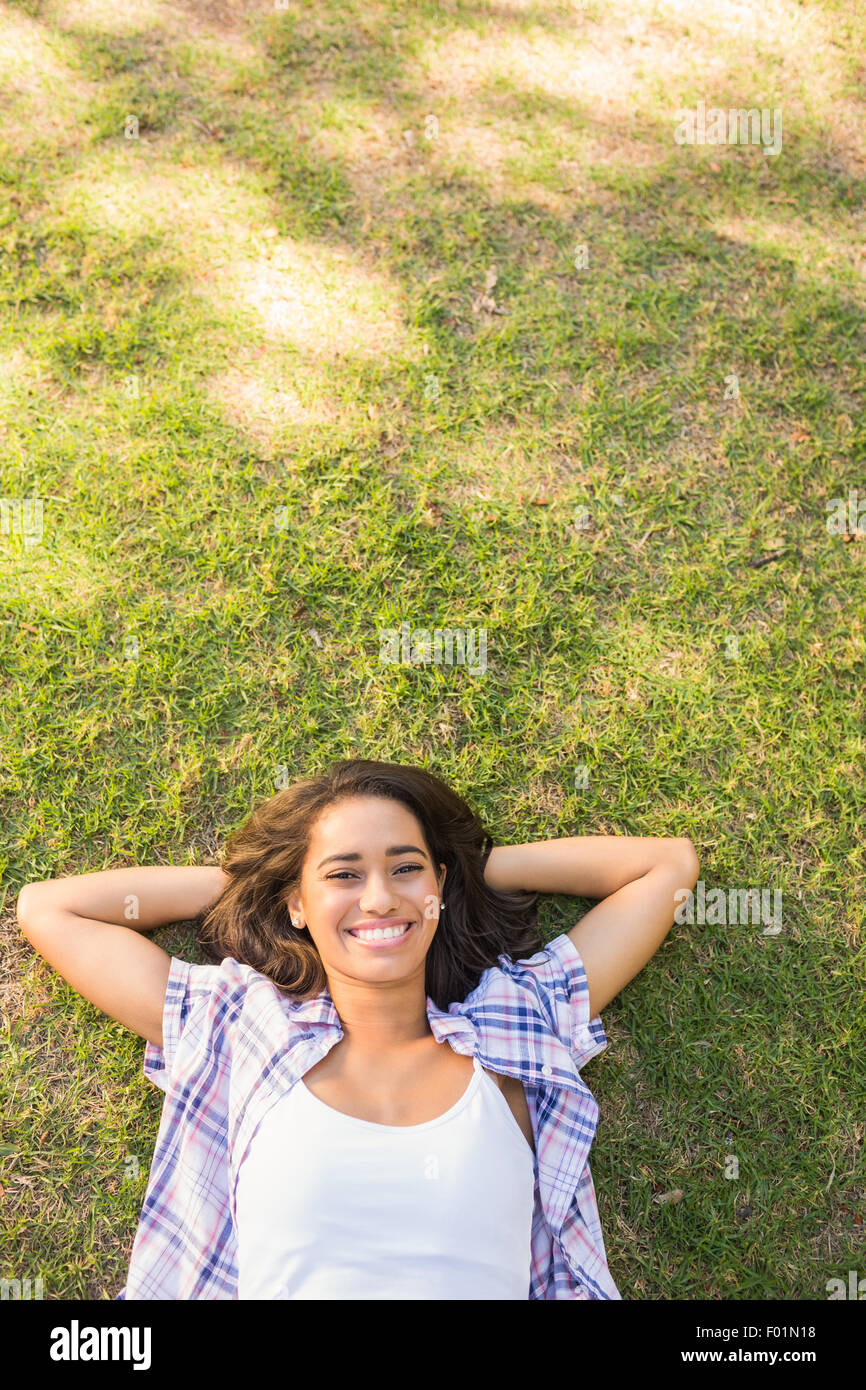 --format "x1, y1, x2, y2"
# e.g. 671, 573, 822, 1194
0, 0, 864, 1301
